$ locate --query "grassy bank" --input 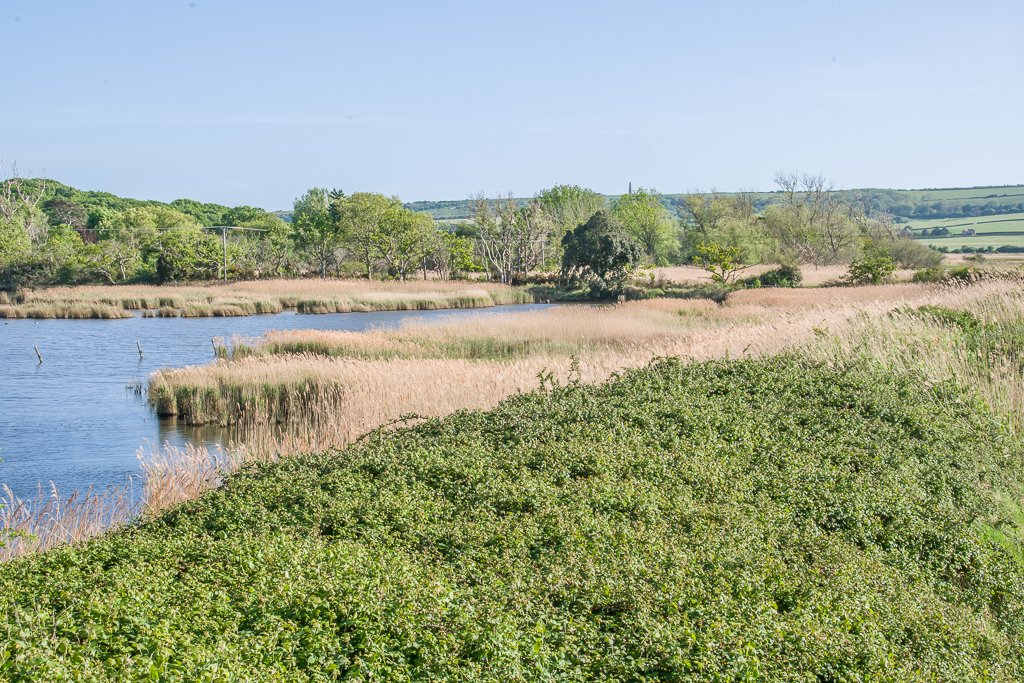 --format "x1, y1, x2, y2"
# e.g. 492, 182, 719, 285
3, 355, 1023, 680
0, 280, 532, 319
